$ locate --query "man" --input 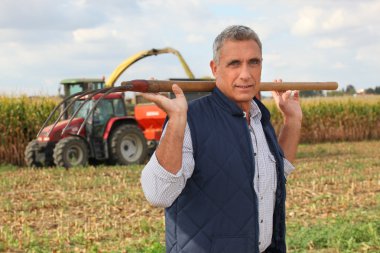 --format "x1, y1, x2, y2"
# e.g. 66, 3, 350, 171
141, 25, 302, 253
